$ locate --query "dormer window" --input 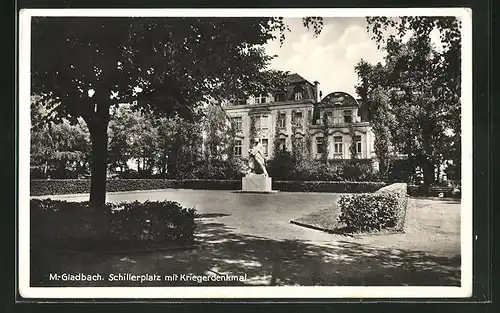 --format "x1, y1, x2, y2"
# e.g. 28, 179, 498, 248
256, 94, 267, 104
293, 85, 304, 101
275, 92, 286, 102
